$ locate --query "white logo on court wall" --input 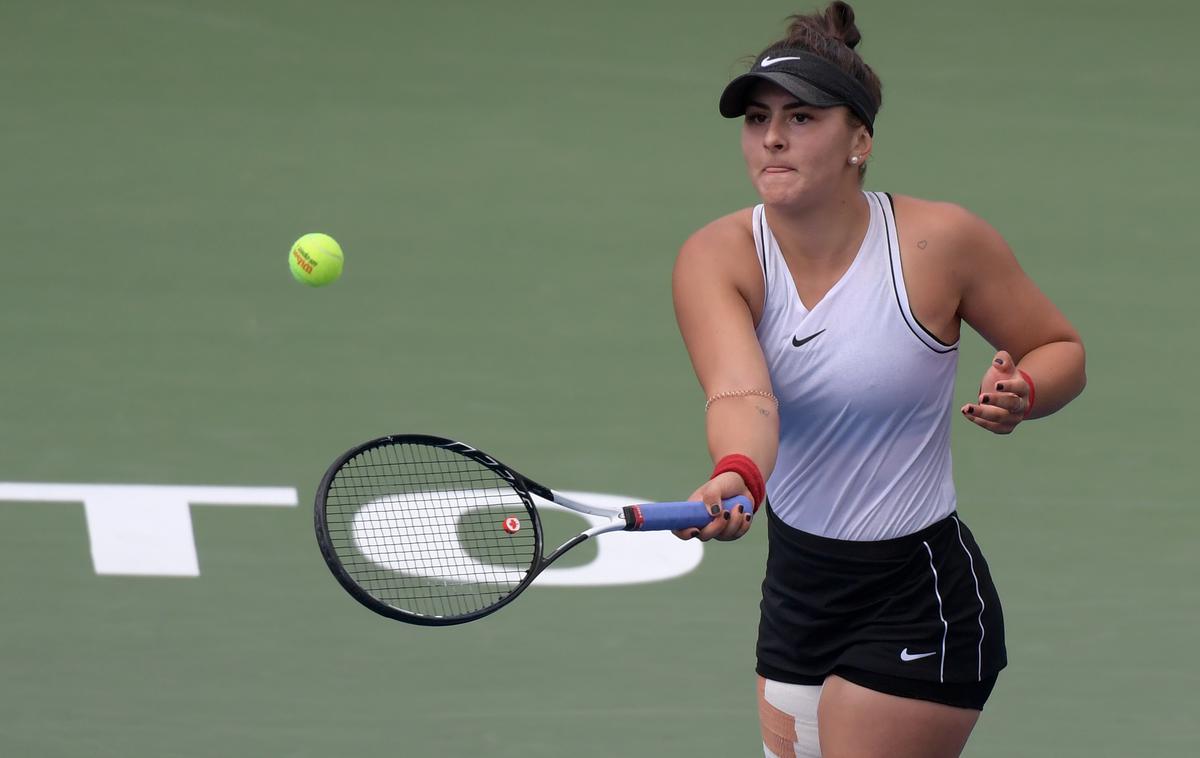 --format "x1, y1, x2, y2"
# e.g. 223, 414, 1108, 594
0, 484, 701, 585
